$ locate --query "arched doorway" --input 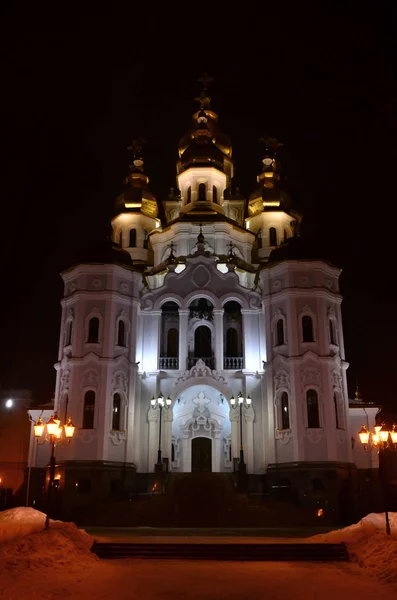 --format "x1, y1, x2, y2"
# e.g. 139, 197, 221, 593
191, 437, 212, 472
171, 385, 232, 473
